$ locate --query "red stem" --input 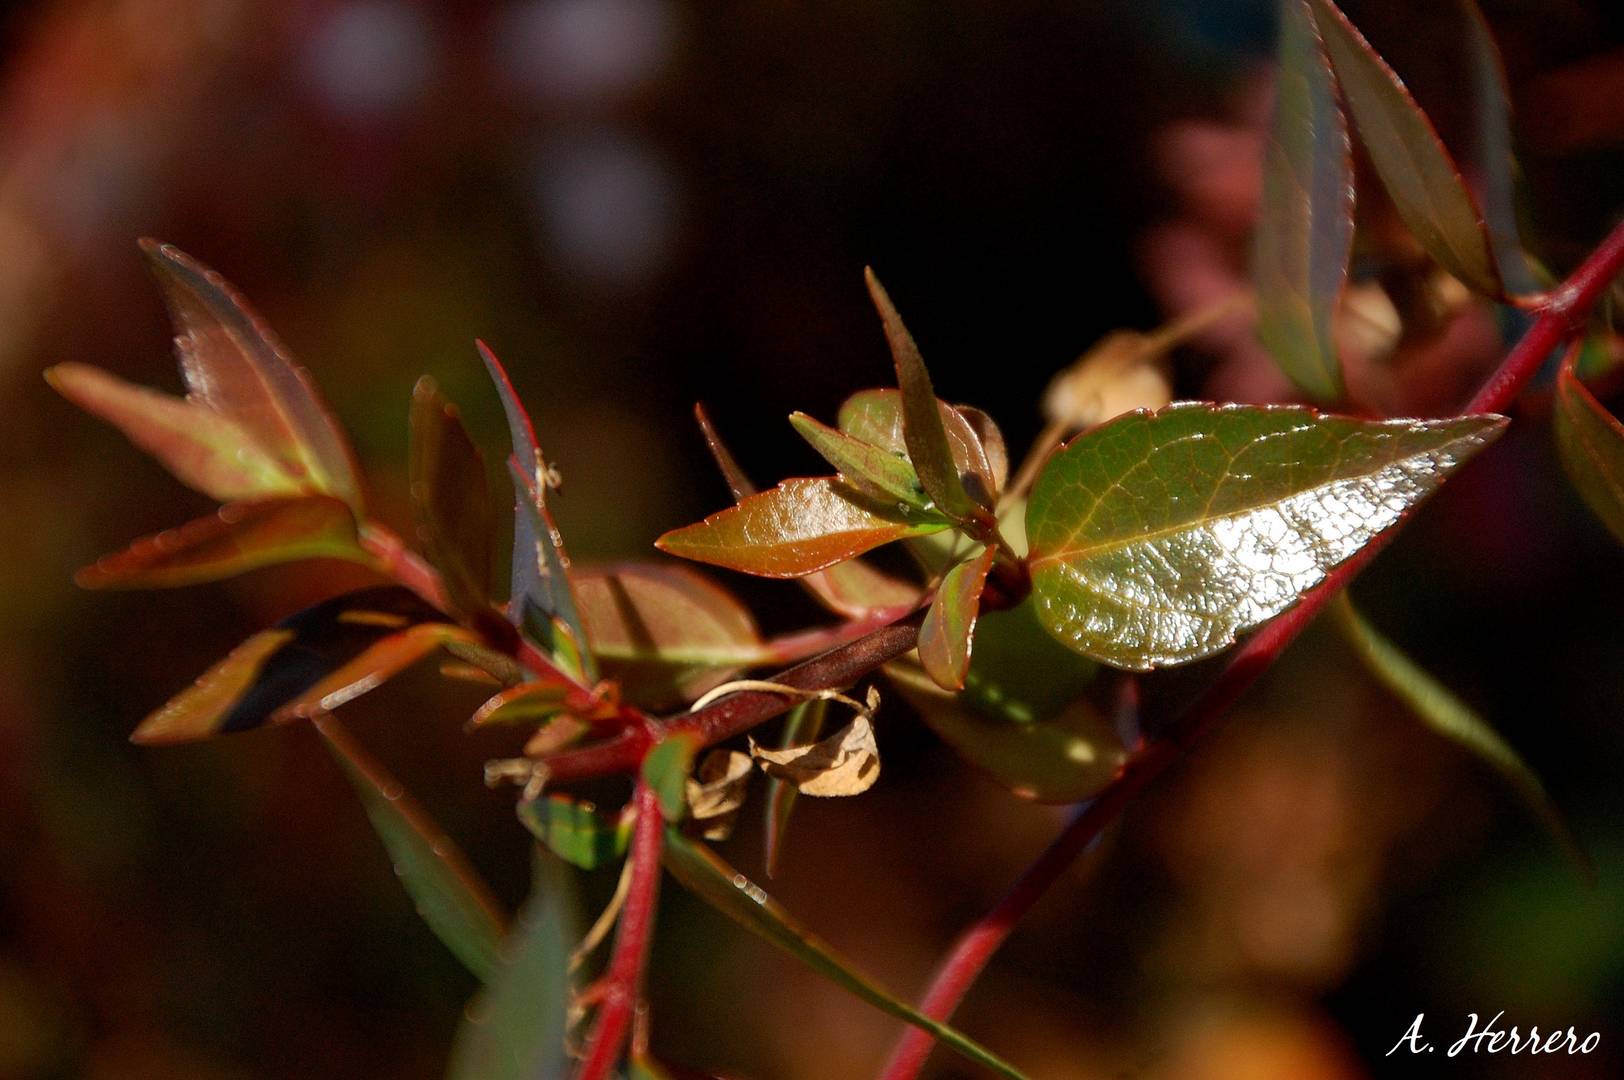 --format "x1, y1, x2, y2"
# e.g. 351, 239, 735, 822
573, 781, 665, 1080
877, 216, 1624, 1080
